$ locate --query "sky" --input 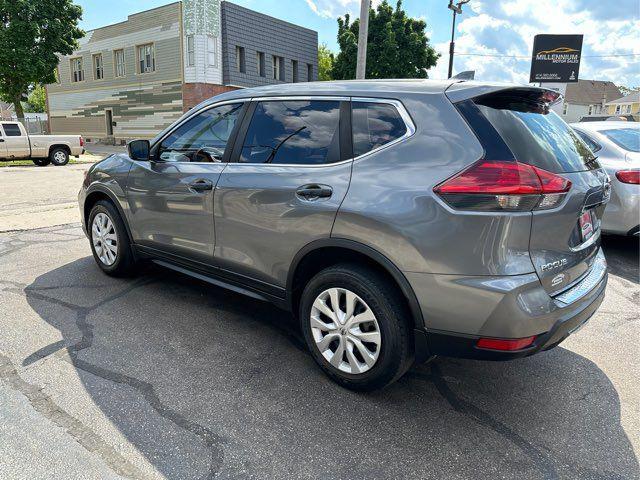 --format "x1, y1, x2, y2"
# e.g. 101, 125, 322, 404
76, 0, 640, 86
